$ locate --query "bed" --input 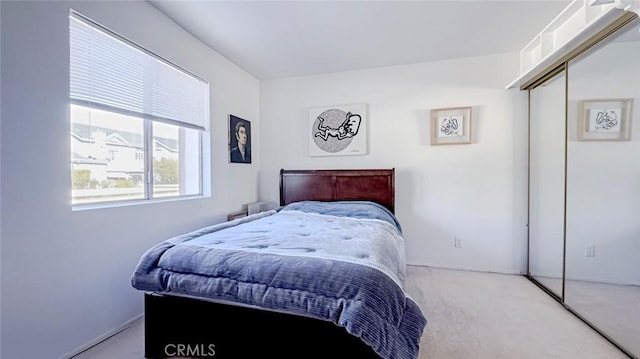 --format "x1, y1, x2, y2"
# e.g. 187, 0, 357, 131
131, 168, 427, 359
